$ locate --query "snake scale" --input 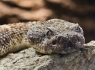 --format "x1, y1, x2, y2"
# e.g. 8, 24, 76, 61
0, 19, 85, 56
